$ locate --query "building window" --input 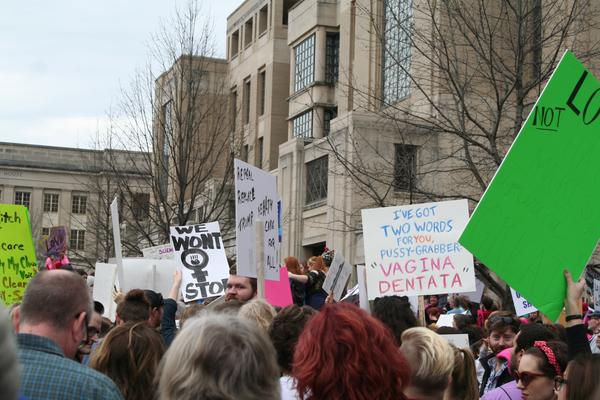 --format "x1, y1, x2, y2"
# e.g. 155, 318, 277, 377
292, 110, 313, 139
15, 191, 31, 208
325, 33, 340, 83
132, 193, 150, 221
231, 30, 239, 58
258, 70, 266, 116
382, 0, 413, 104
70, 229, 85, 251
259, 4, 269, 35
72, 195, 87, 214
43, 193, 59, 212
244, 18, 254, 47
394, 144, 417, 191
41, 227, 50, 237
241, 144, 249, 162
243, 78, 251, 124
306, 156, 328, 204
257, 137, 264, 168
323, 107, 337, 136
294, 34, 316, 92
